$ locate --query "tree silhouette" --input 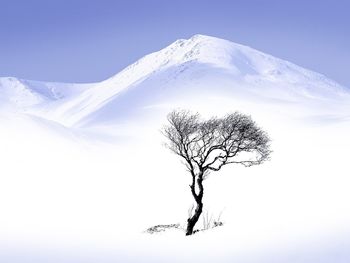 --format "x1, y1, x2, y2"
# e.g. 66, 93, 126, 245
163, 110, 271, 235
